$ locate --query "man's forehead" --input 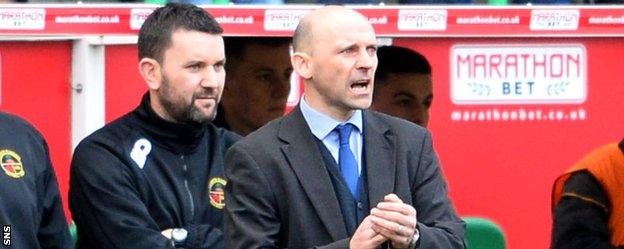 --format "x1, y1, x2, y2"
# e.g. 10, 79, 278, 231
296, 7, 375, 53
314, 22, 376, 44
170, 29, 223, 44
307, 8, 372, 31
164, 32, 224, 63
